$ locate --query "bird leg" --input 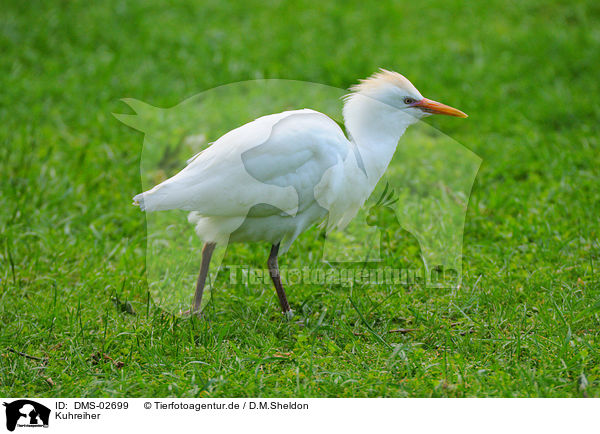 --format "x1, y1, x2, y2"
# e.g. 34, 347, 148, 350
268, 243, 293, 320
191, 242, 216, 315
